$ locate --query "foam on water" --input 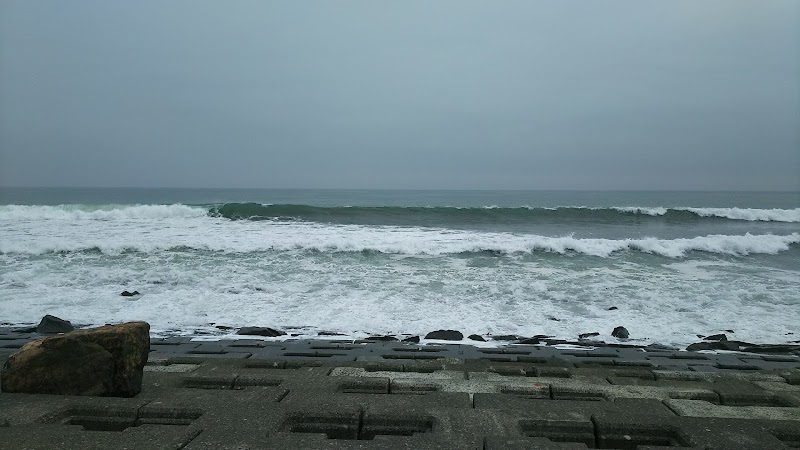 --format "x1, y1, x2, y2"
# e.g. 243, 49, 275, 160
1, 207, 797, 257
0, 204, 207, 220
1, 201, 798, 349
8, 203, 795, 223
2, 247, 798, 348
614, 206, 800, 222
